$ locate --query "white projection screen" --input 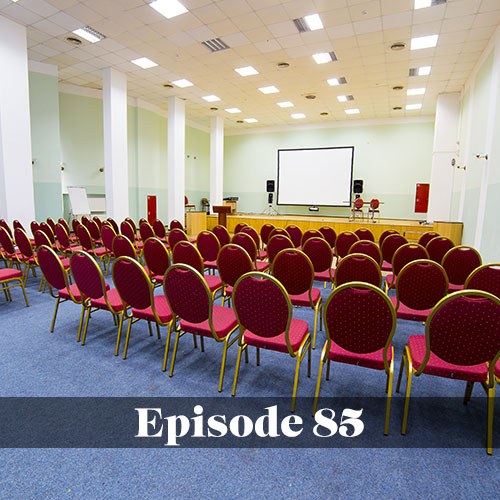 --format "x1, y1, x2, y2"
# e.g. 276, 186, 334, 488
277, 147, 354, 207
